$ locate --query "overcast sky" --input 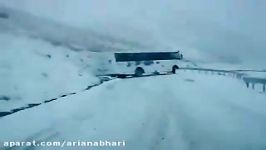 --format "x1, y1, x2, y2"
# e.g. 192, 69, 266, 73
1, 0, 266, 66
